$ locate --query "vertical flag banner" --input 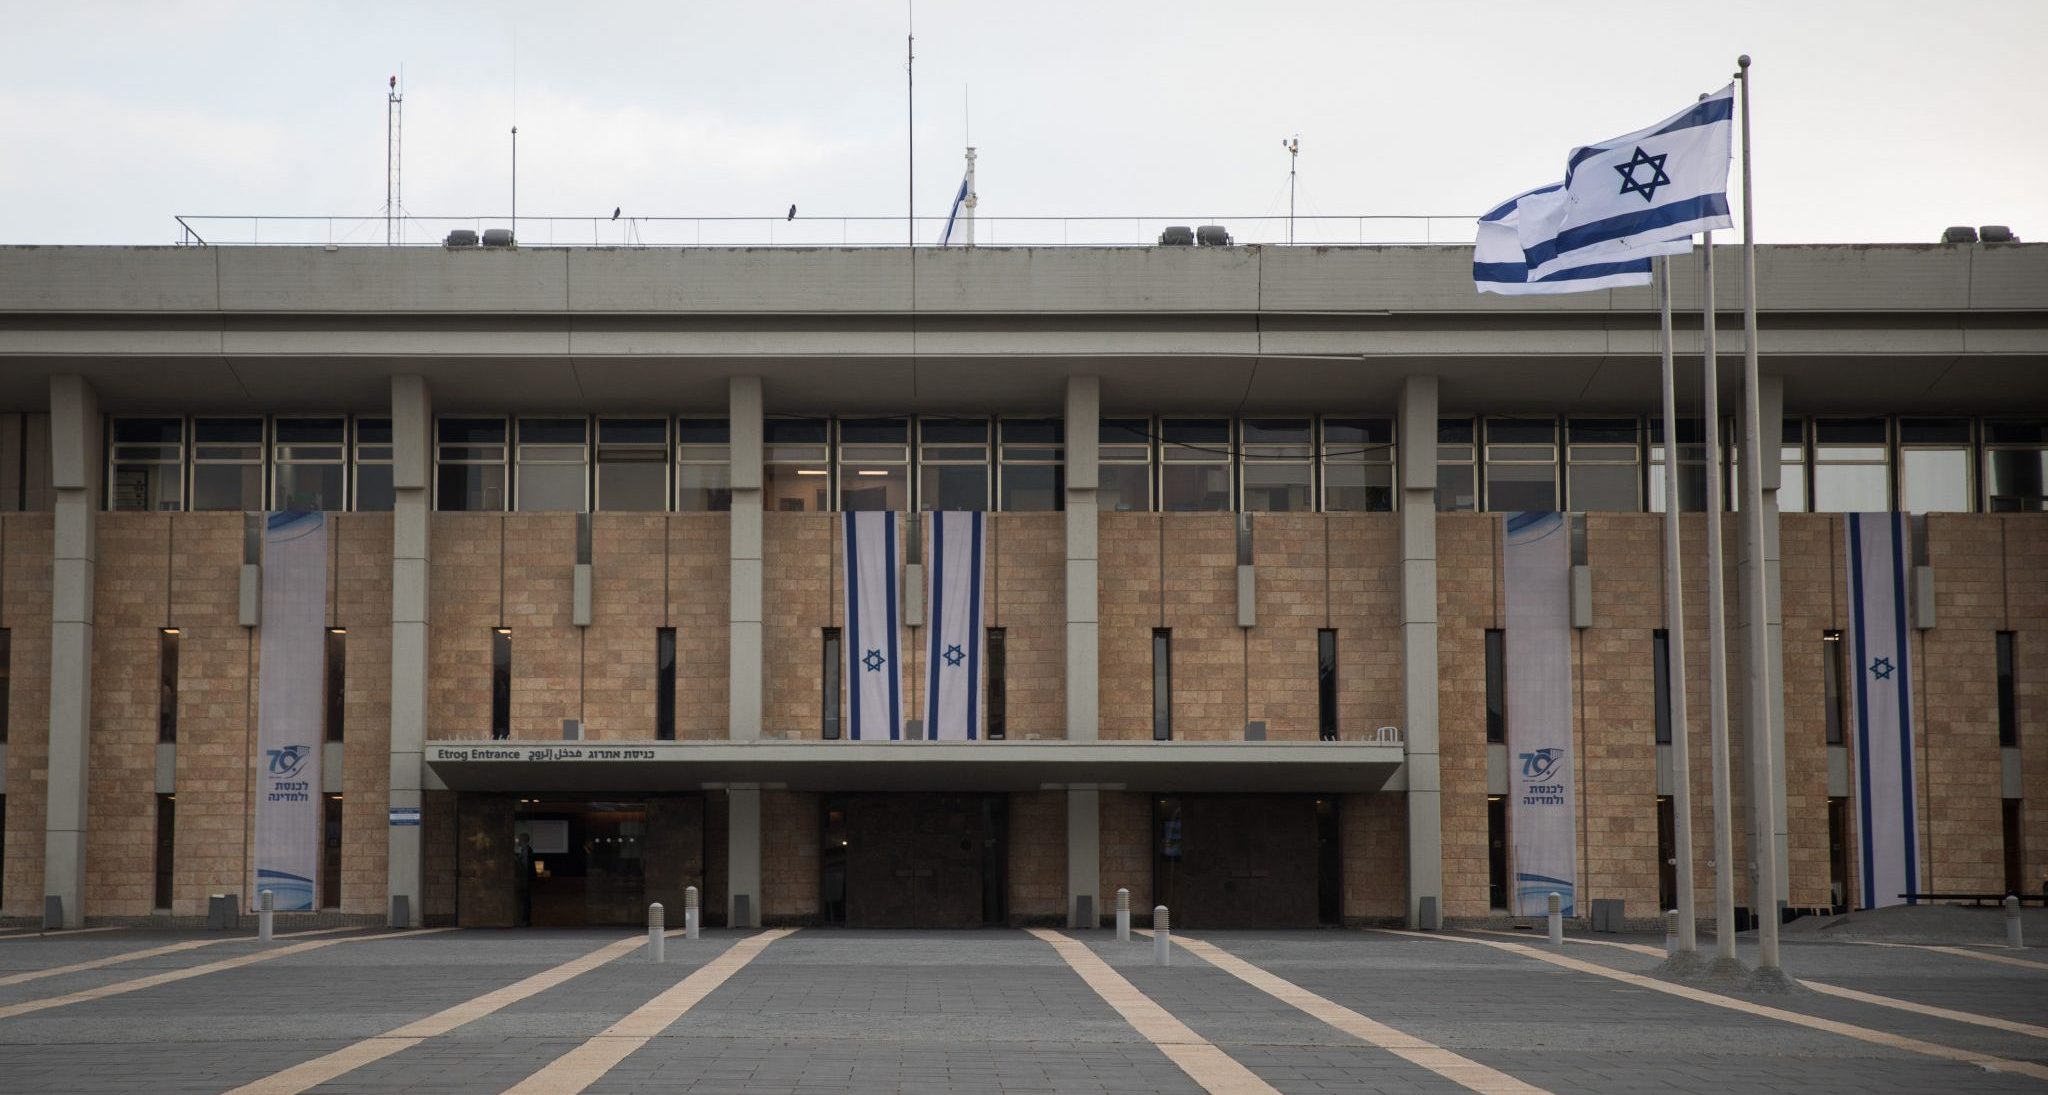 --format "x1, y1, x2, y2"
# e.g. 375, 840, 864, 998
254, 511, 327, 911
923, 511, 986, 740
1504, 511, 1577, 916
1845, 512, 1919, 909
843, 511, 904, 740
